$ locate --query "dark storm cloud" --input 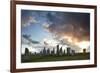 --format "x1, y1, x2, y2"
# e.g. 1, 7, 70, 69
46, 12, 90, 42
21, 10, 90, 43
